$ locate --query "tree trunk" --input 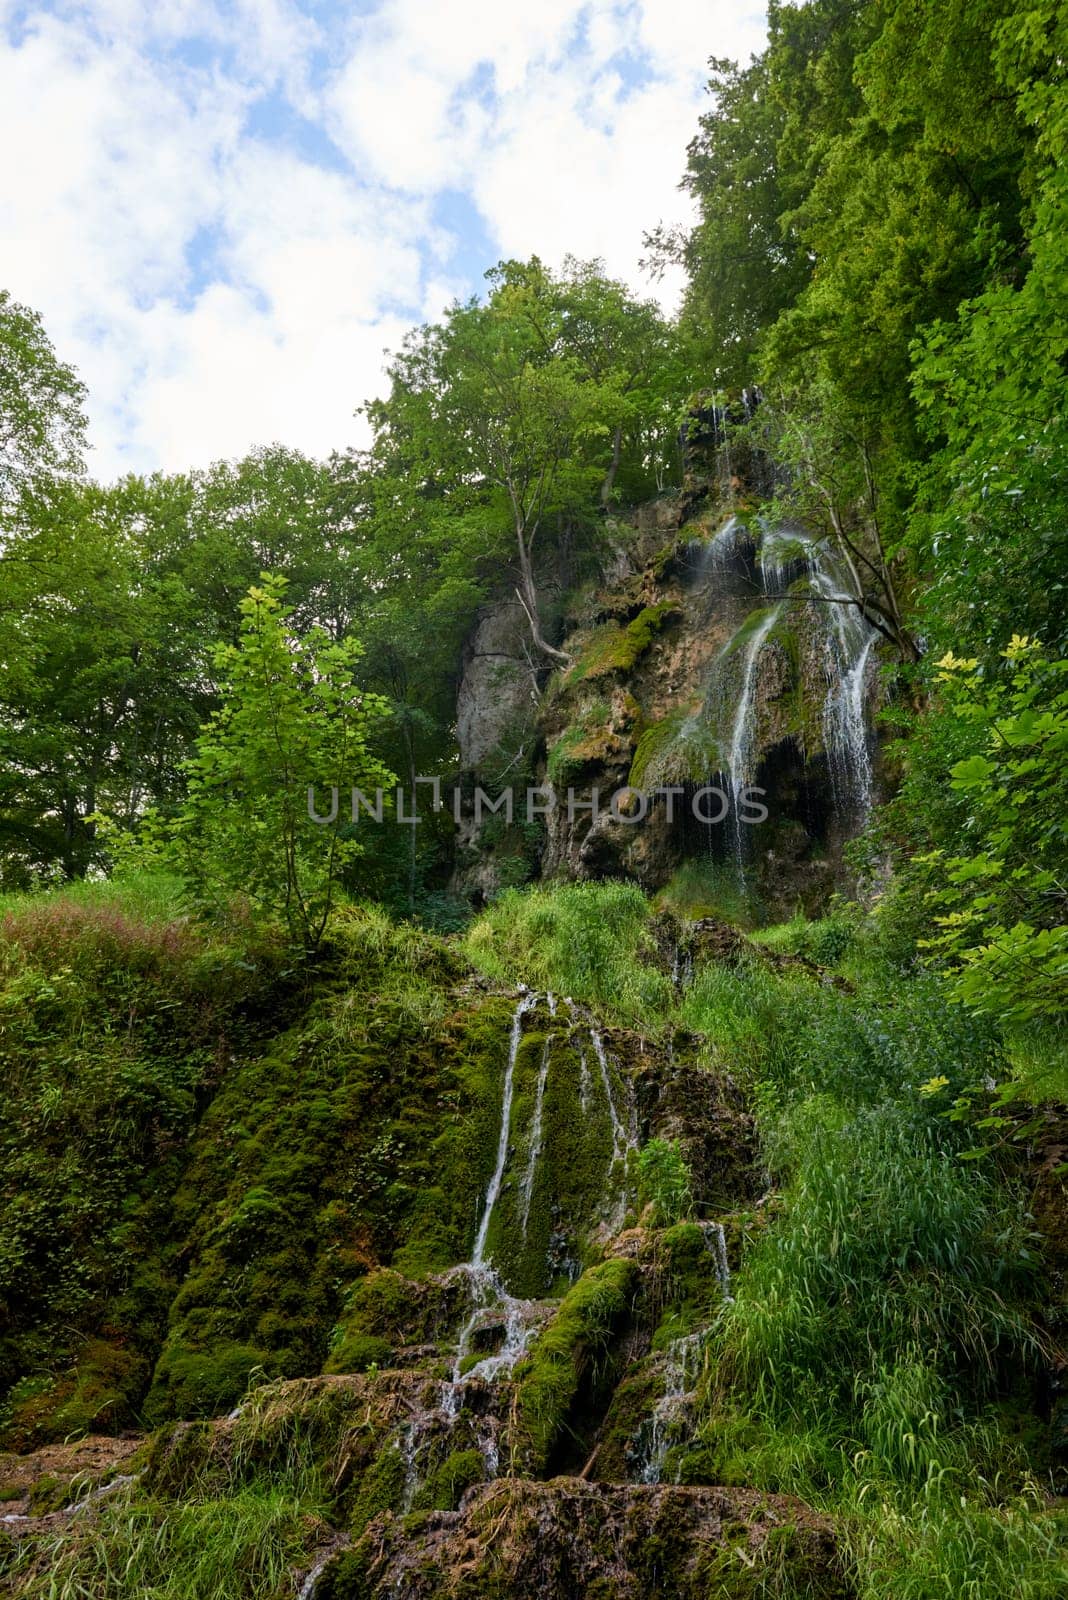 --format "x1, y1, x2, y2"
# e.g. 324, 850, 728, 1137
514, 535, 572, 668
599, 424, 623, 507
